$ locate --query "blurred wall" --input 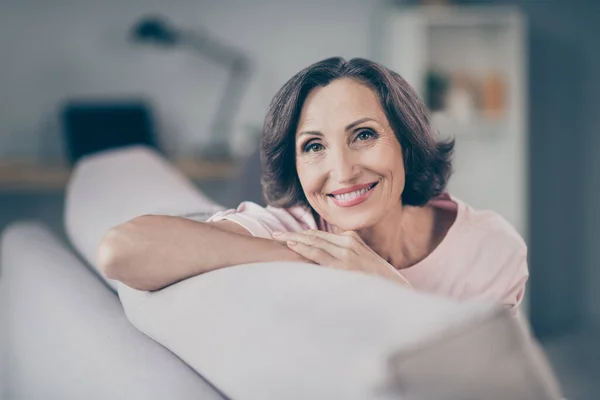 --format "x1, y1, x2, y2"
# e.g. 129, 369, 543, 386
516, 0, 600, 336
582, 14, 600, 331
0, 0, 378, 160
